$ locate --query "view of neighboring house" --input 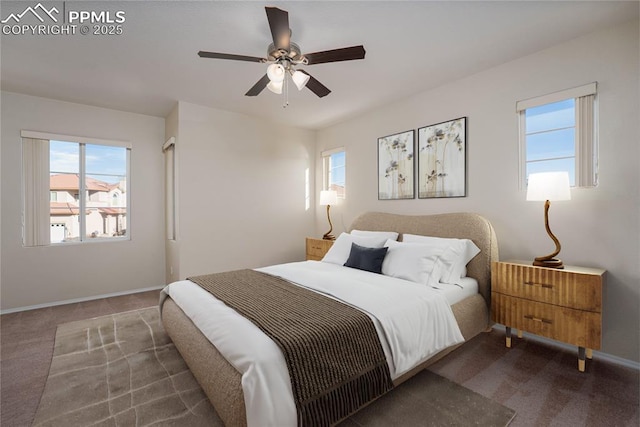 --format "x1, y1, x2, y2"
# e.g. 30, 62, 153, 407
329, 183, 345, 199
50, 174, 127, 242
